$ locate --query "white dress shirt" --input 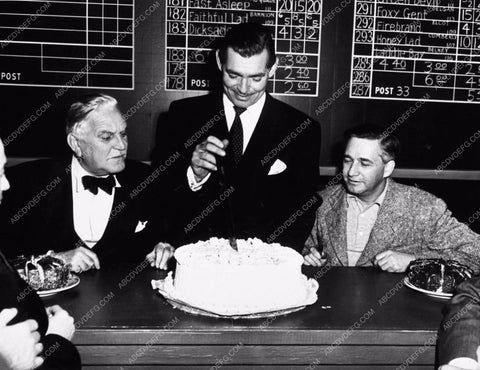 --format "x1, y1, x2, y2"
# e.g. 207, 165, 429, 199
71, 156, 120, 248
187, 93, 266, 191
346, 181, 388, 266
